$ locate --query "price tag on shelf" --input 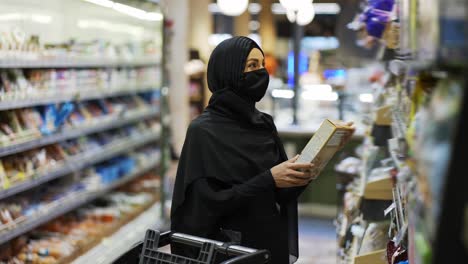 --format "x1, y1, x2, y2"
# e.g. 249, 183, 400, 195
384, 202, 396, 216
